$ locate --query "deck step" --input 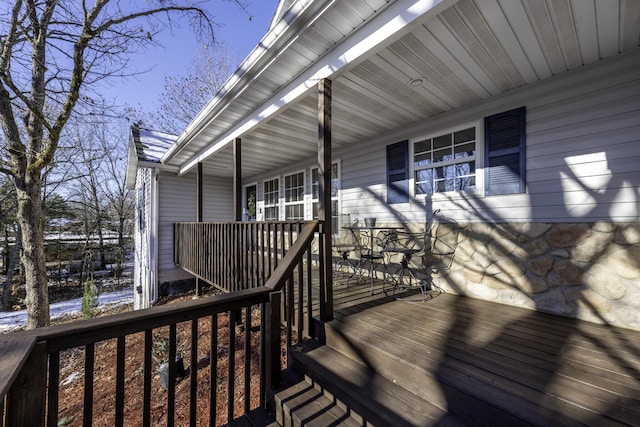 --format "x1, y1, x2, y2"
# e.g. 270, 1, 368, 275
282, 341, 467, 427
224, 407, 280, 427
272, 367, 361, 426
